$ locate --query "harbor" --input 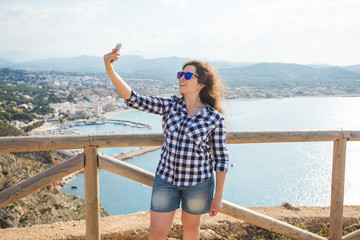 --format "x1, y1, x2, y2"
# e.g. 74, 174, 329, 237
30, 117, 151, 136
62, 118, 151, 129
